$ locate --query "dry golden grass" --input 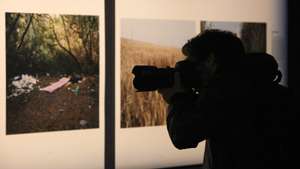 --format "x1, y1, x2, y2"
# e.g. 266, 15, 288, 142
121, 38, 184, 128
